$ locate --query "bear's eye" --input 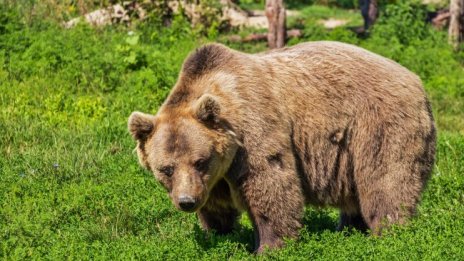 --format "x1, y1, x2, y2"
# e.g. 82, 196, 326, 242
194, 158, 210, 173
158, 166, 174, 177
